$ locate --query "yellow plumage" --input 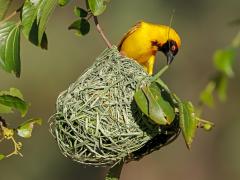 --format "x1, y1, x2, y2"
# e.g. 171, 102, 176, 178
118, 21, 181, 75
